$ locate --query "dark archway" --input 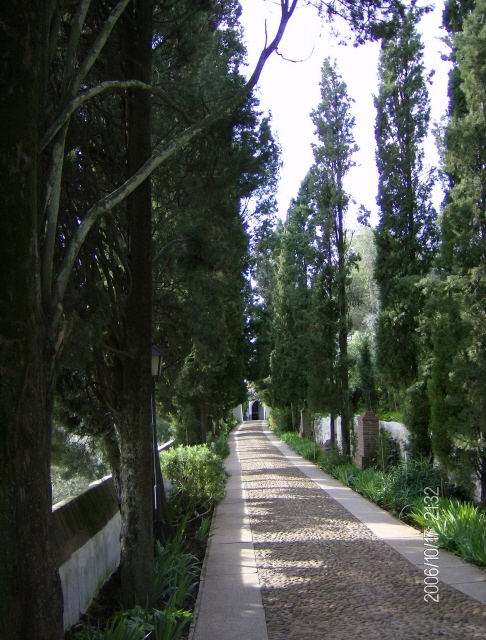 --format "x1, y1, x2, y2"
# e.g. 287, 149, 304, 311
251, 401, 260, 420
